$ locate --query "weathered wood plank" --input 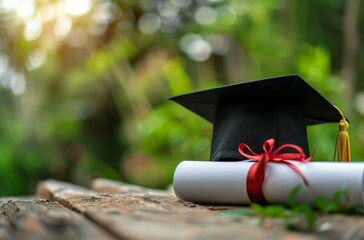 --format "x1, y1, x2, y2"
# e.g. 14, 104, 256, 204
36, 179, 355, 240
0, 198, 115, 240
90, 179, 364, 239
91, 178, 165, 194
